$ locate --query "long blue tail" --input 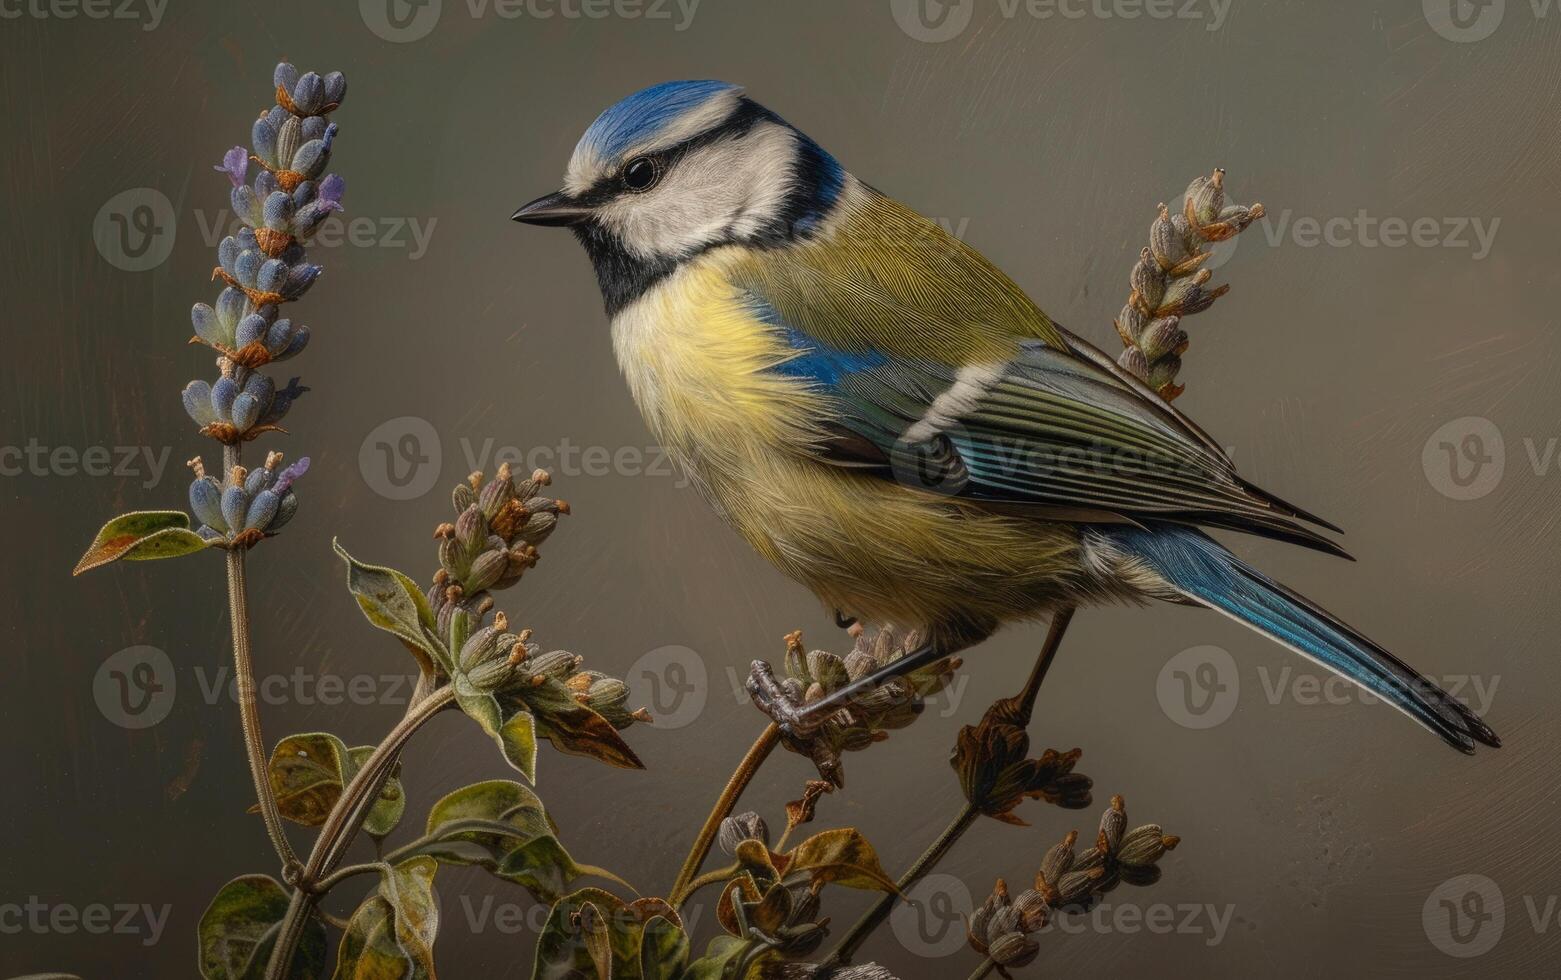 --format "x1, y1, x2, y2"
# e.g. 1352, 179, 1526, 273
1105, 523, 1500, 753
